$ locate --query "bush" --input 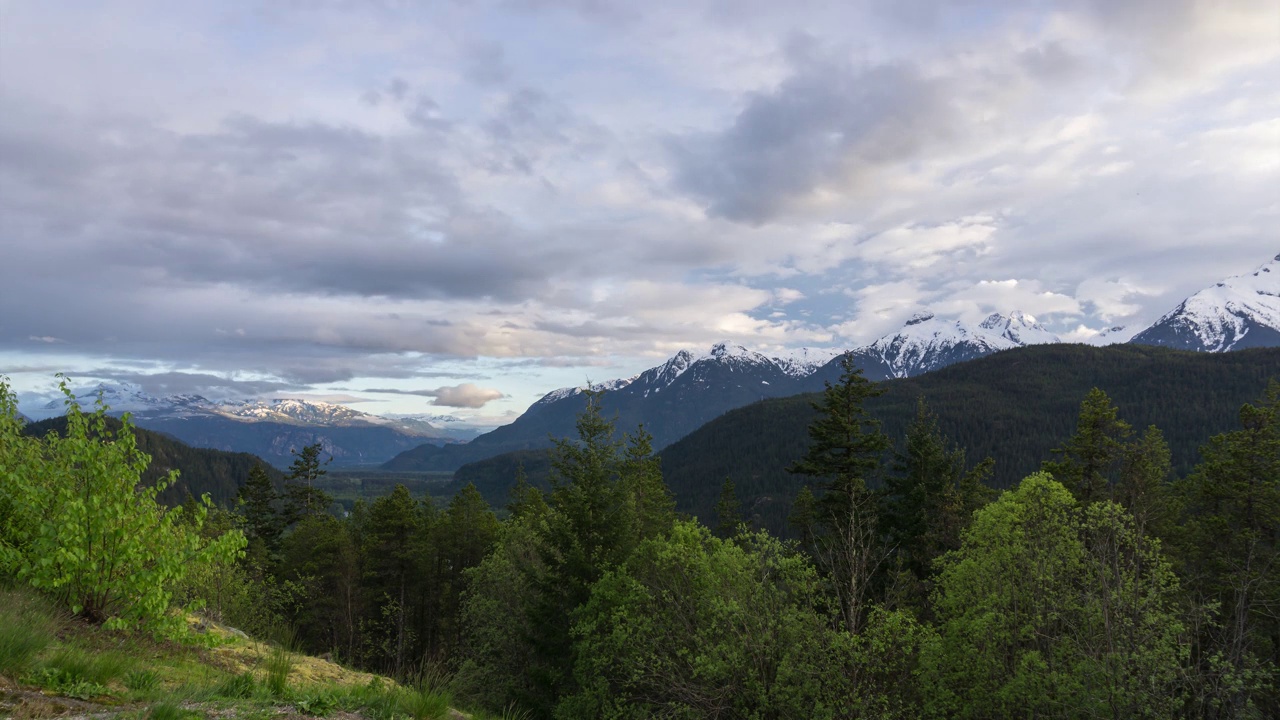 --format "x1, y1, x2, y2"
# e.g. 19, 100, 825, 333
0, 379, 246, 636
